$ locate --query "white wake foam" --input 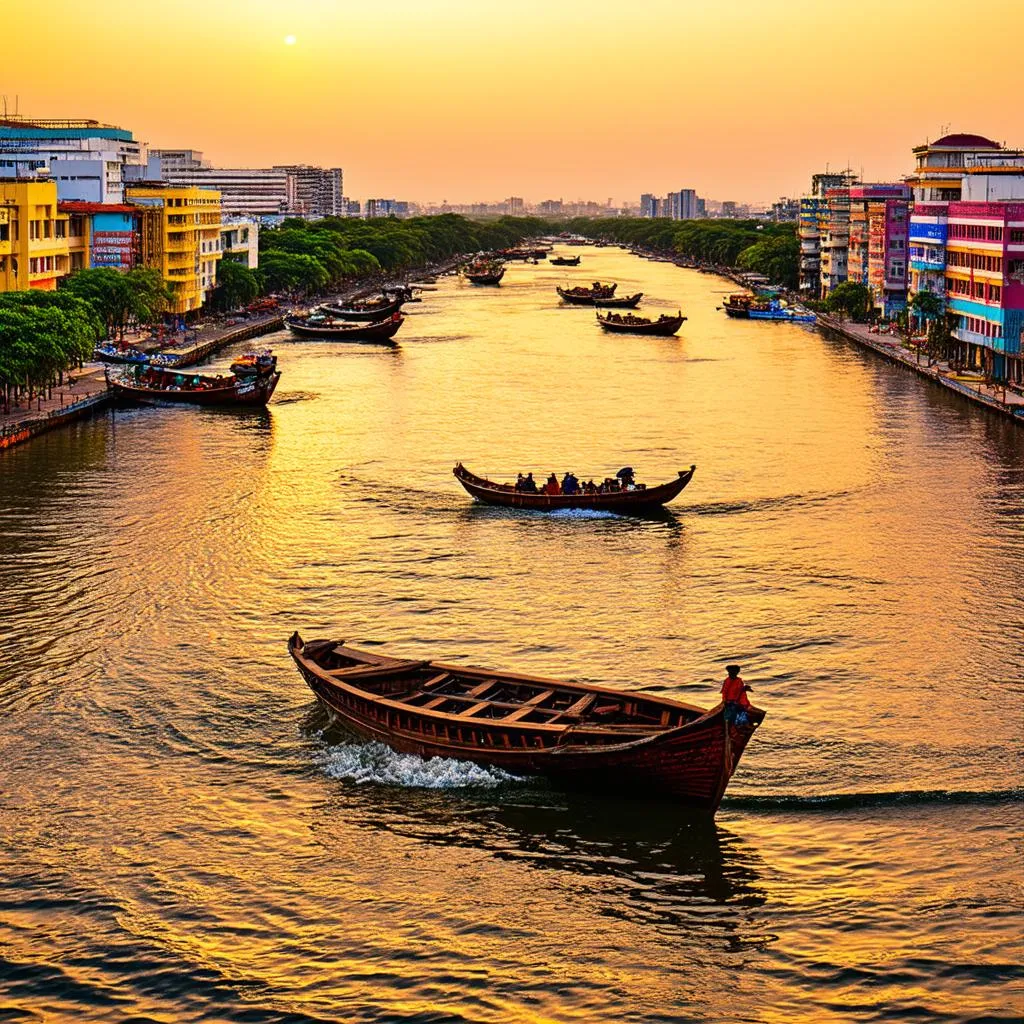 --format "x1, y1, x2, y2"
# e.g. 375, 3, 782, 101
318, 740, 514, 789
